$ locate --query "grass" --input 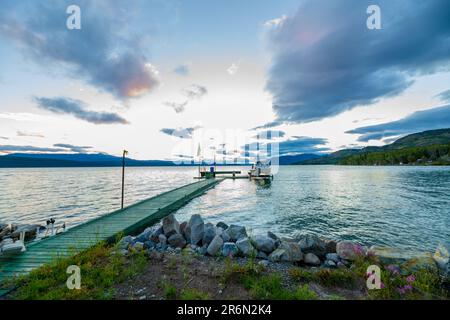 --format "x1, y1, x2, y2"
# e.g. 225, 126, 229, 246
180, 288, 211, 300
8, 242, 149, 300
289, 267, 358, 289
